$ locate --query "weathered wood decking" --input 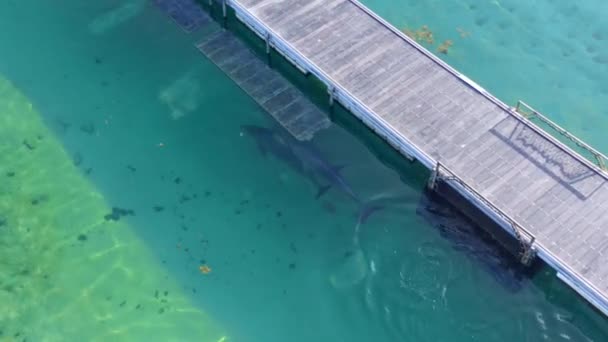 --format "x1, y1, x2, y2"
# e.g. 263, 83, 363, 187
226, 0, 608, 315
196, 30, 330, 140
